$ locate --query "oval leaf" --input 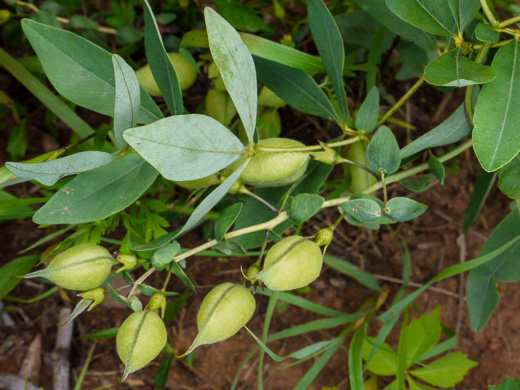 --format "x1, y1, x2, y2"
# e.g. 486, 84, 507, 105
340, 198, 382, 223
124, 114, 245, 181
384, 197, 427, 222
288, 194, 324, 223
366, 126, 401, 174
355, 86, 380, 133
